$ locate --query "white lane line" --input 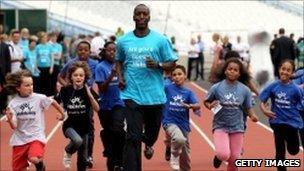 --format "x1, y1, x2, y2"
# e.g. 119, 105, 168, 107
189, 82, 303, 151
190, 119, 215, 150
46, 121, 63, 142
